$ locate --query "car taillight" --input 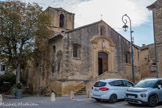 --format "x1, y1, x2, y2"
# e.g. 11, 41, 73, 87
99, 88, 109, 91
